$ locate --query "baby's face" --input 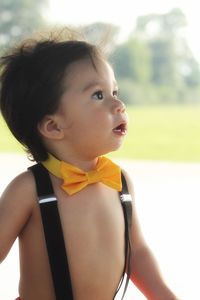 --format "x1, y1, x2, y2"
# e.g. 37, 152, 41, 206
54, 58, 128, 159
